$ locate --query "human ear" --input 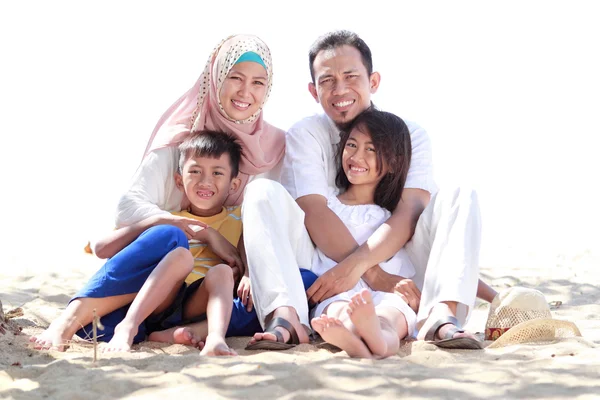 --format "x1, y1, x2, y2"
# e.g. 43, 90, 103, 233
308, 82, 319, 102
369, 72, 381, 94
174, 173, 184, 191
229, 177, 242, 194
